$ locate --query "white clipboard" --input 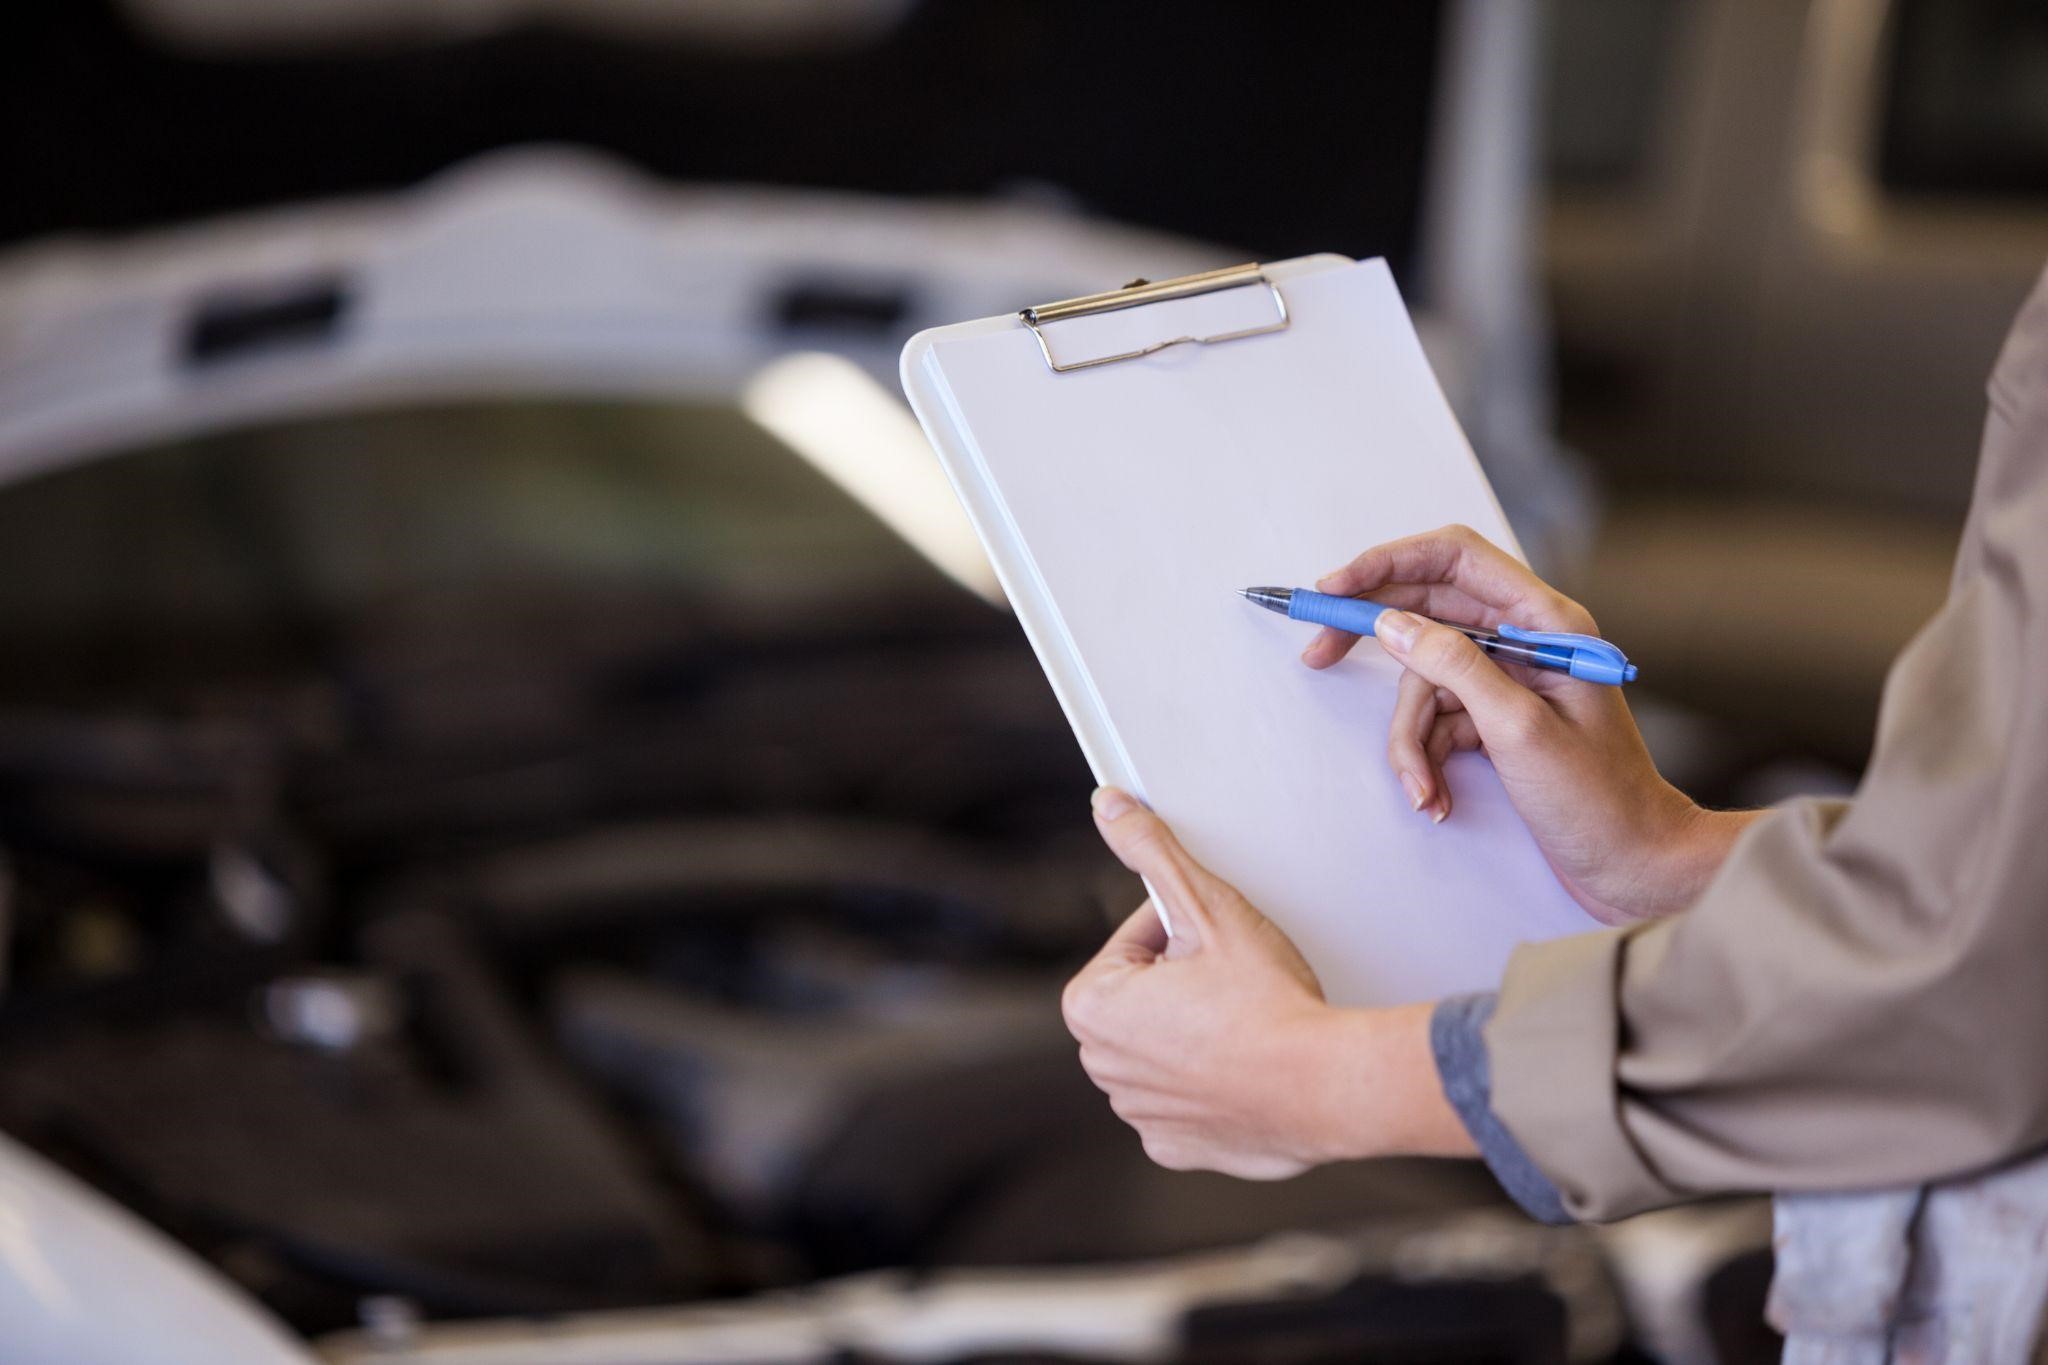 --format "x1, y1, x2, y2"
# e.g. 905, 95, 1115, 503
900, 254, 1591, 1006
